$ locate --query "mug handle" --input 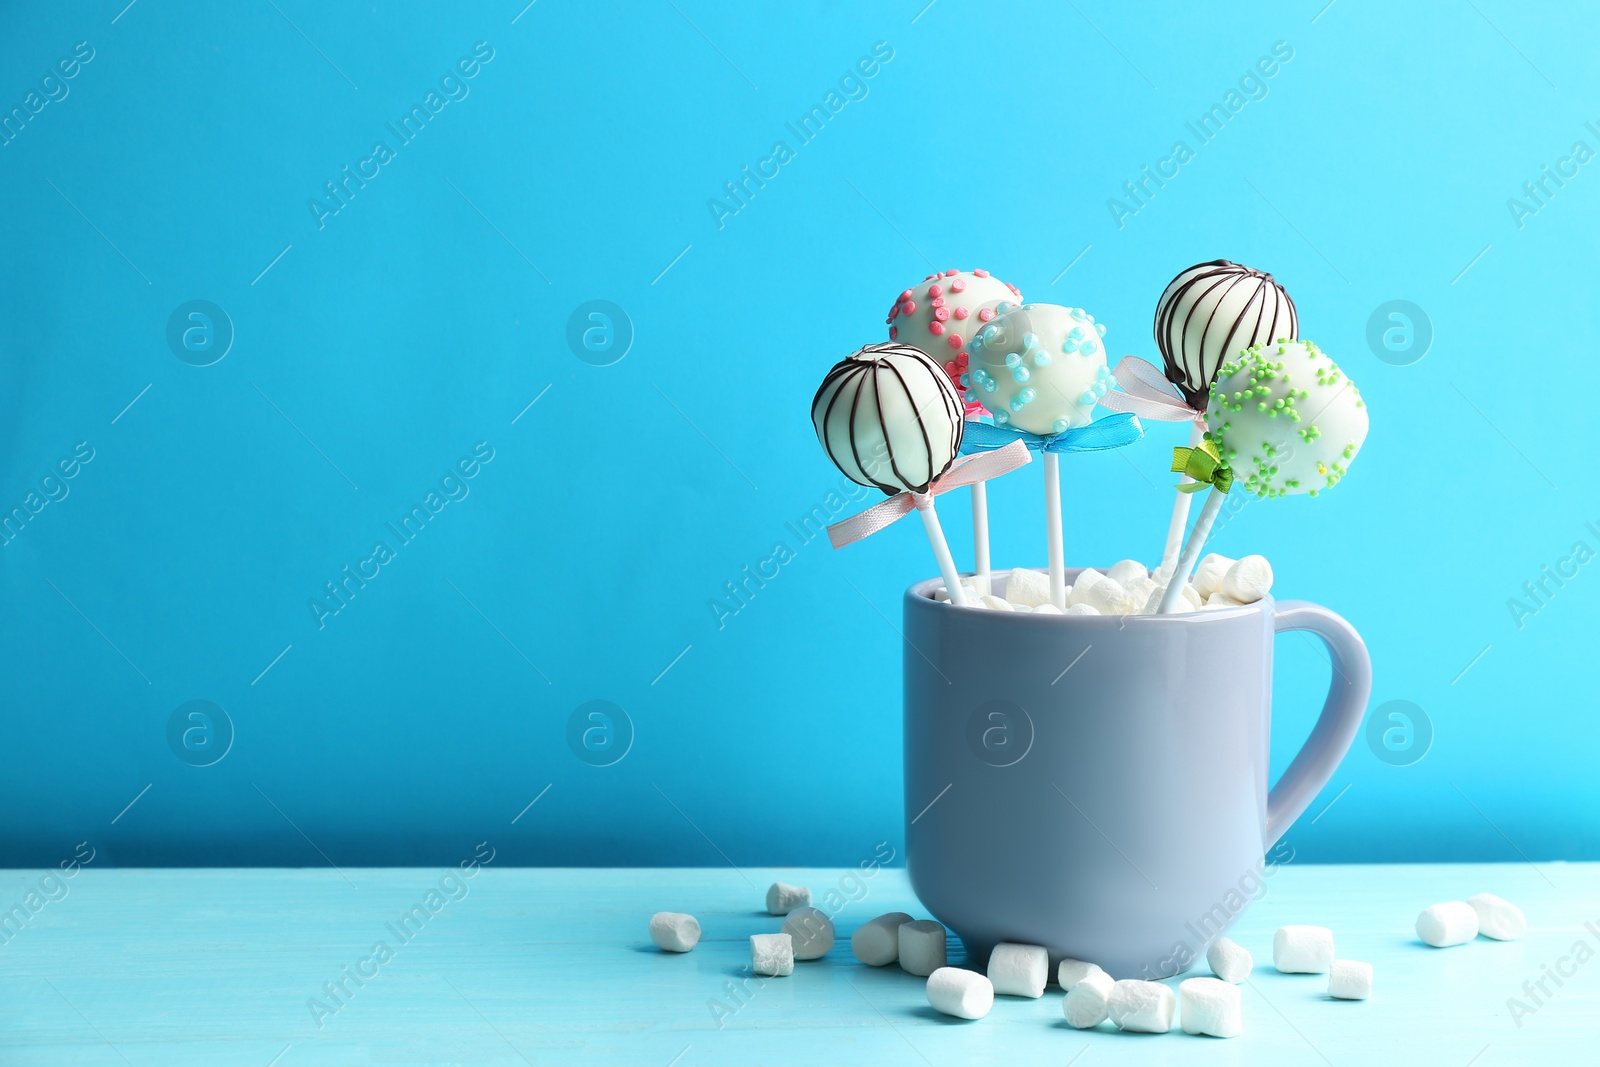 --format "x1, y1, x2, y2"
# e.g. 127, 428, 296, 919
1266, 600, 1373, 846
